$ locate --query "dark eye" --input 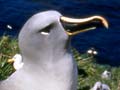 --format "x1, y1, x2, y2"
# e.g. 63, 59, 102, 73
38, 24, 53, 35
